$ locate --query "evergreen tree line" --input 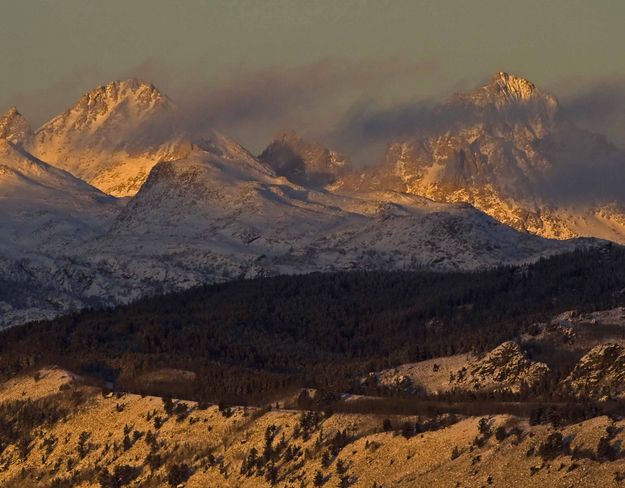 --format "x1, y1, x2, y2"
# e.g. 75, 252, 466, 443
1, 244, 624, 404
